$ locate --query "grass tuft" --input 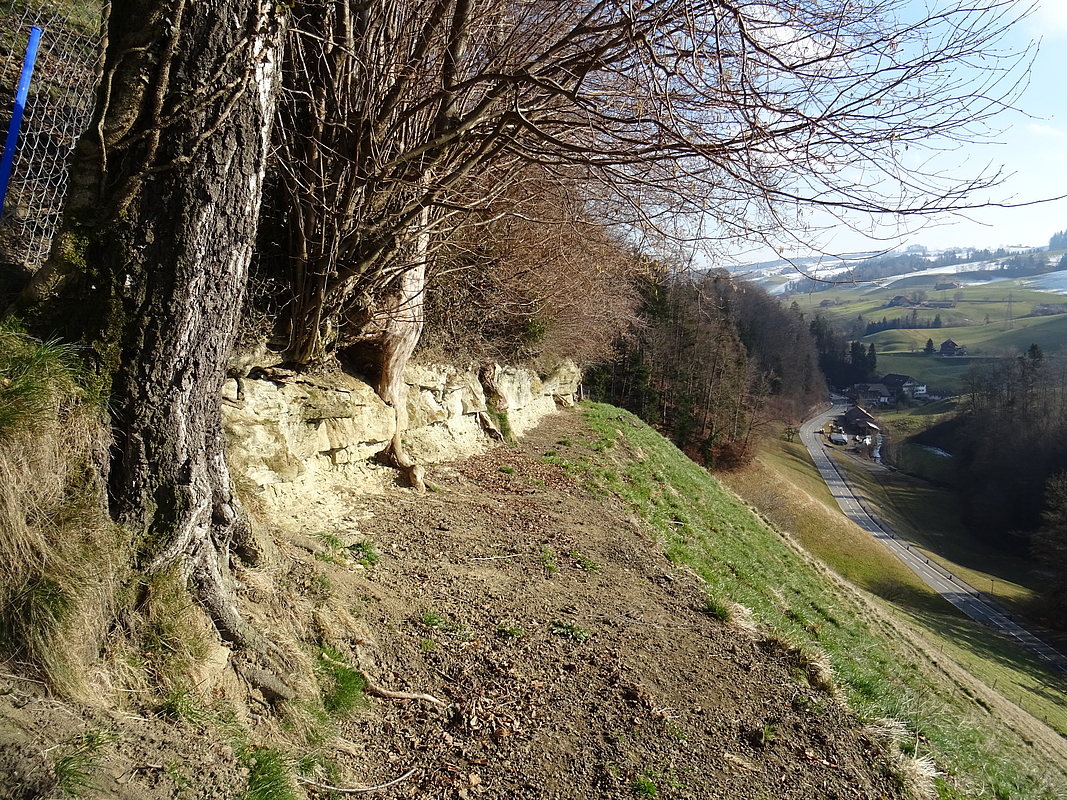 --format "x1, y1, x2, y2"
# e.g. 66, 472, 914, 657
317, 648, 368, 718
702, 592, 733, 623
571, 551, 602, 571
631, 773, 658, 797
242, 748, 297, 800
346, 540, 379, 566
158, 687, 211, 725
139, 567, 210, 692
53, 731, 111, 797
496, 622, 526, 638
421, 608, 444, 627
0, 325, 116, 697
538, 546, 559, 575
